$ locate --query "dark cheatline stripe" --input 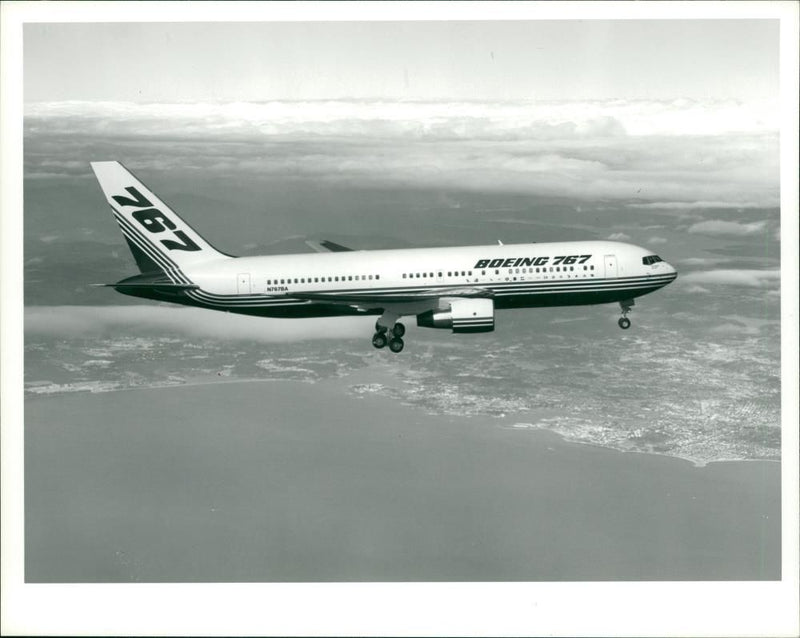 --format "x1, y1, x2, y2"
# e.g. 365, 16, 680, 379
187, 295, 310, 309
113, 208, 193, 286
191, 276, 673, 304
187, 290, 307, 307
112, 210, 191, 285
494, 283, 664, 296
185, 279, 669, 310
115, 224, 181, 285
115, 216, 190, 285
